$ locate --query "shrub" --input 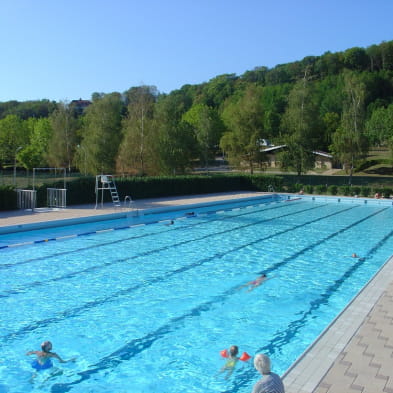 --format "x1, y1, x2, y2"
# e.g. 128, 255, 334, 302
351, 186, 361, 196
360, 186, 371, 197
304, 185, 314, 194
315, 184, 327, 195
0, 186, 17, 210
338, 185, 351, 196
382, 188, 393, 198
285, 183, 297, 193
327, 185, 338, 195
